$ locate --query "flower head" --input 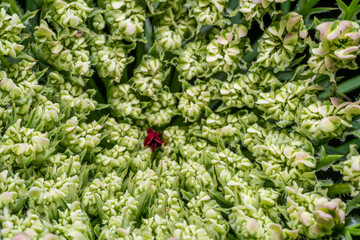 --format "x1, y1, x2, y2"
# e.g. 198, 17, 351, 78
144, 129, 165, 151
